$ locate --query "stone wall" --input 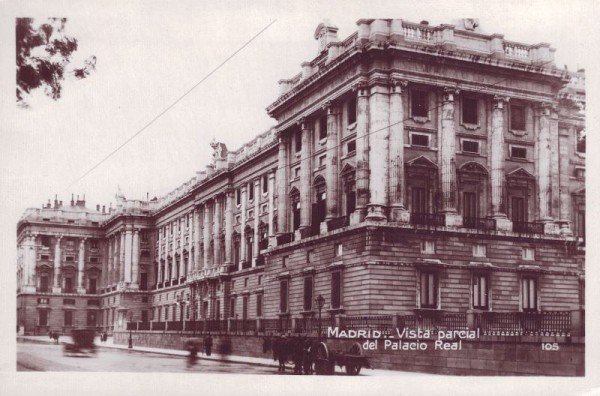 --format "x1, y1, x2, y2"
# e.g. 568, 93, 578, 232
113, 331, 584, 376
